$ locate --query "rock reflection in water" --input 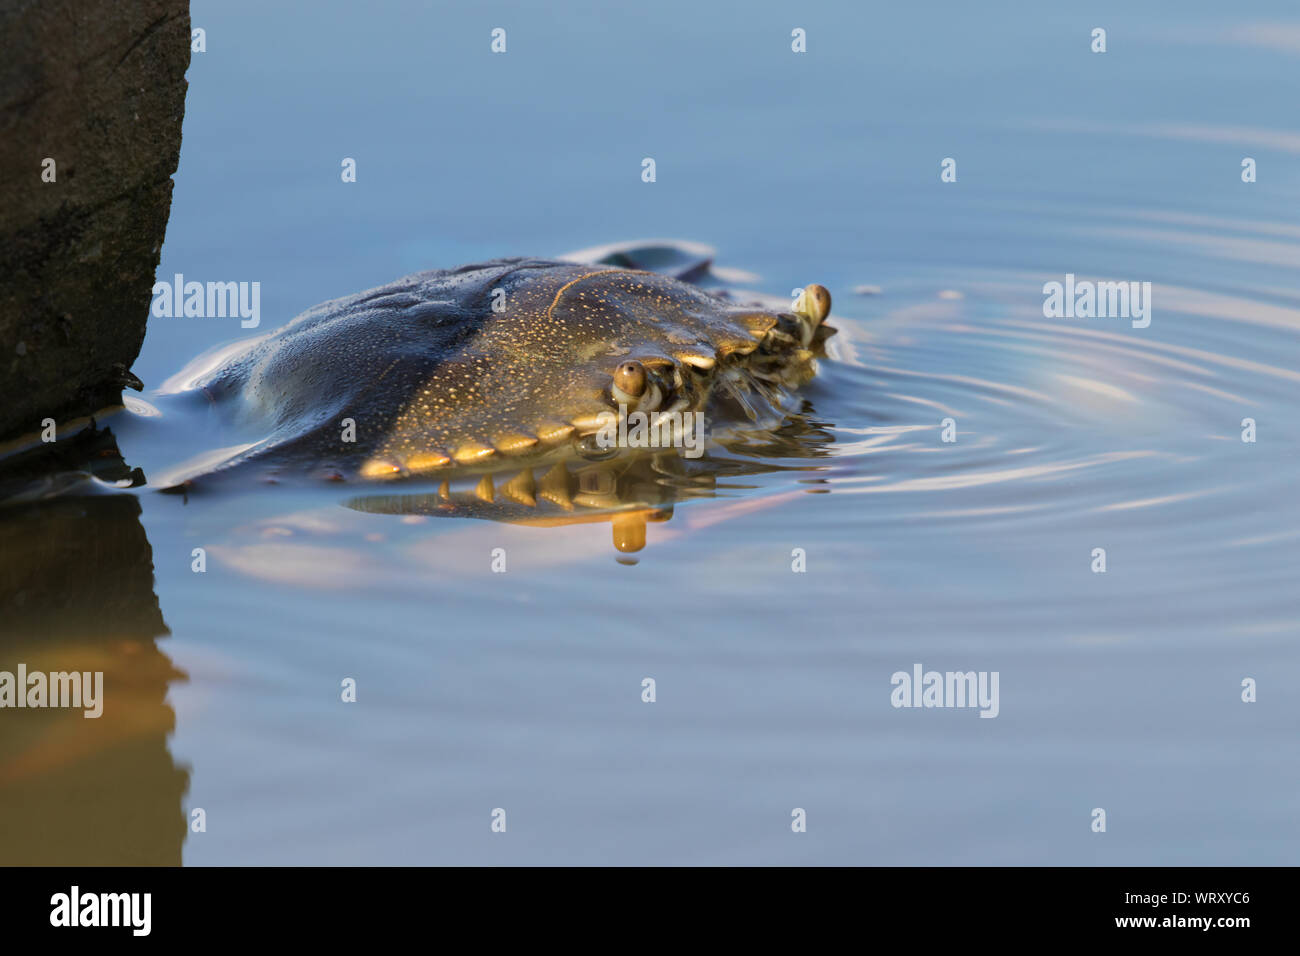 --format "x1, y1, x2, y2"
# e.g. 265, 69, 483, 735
0, 430, 188, 865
